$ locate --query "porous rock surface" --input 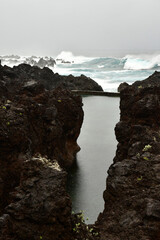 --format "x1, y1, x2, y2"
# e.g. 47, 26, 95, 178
0, 62, 83, 240
1, 63, 103, 91
96, 71, 160, 240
